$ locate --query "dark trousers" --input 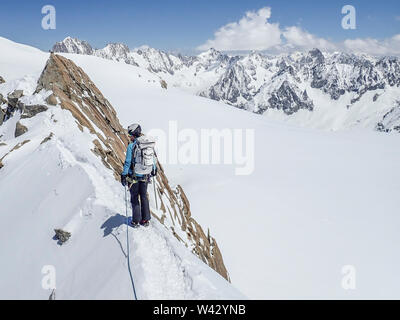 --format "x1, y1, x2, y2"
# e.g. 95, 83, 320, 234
130, 180, 150, 223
